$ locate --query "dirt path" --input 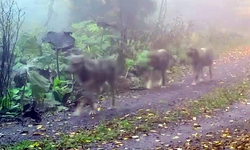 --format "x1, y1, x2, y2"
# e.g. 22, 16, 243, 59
1, 48, 250, 146
99, 100, 250, 149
